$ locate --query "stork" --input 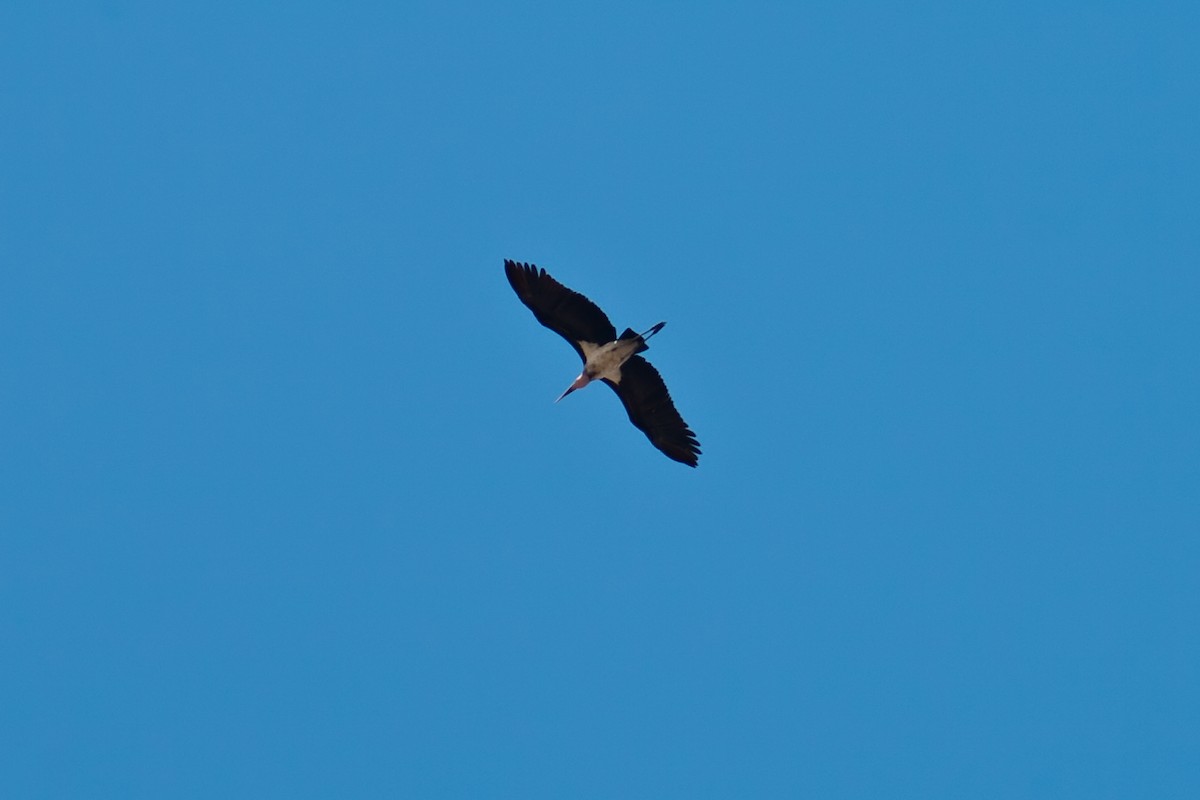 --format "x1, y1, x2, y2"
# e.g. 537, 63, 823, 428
505, 259, 701, 467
